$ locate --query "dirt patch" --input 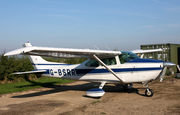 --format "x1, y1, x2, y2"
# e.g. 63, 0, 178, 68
0, 100, 68, 115
0, 77, 180, 115
167, 103, 180, 114
62, 77, 180, 115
